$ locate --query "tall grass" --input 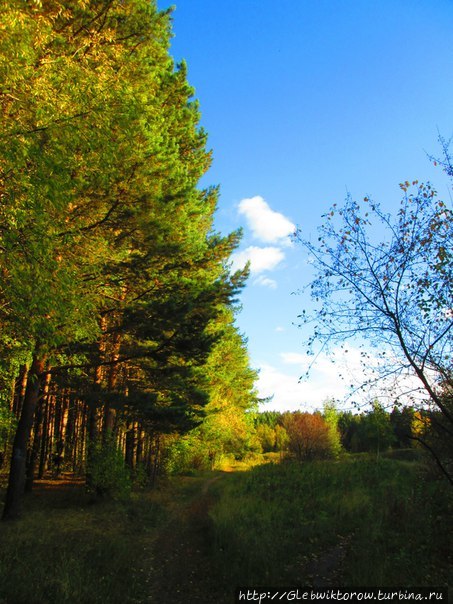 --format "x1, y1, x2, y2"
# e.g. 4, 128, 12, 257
0, 485, 165, 604
0, 457, 451, 601
209, 455, 453, 587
